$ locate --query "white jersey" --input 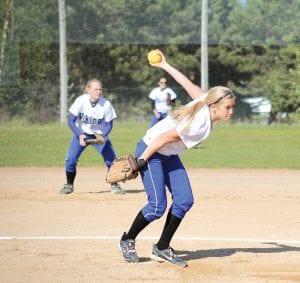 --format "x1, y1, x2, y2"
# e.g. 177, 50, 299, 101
143, 102, 211, 156
69, 94, 117, 135
149, 86, 177, 114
